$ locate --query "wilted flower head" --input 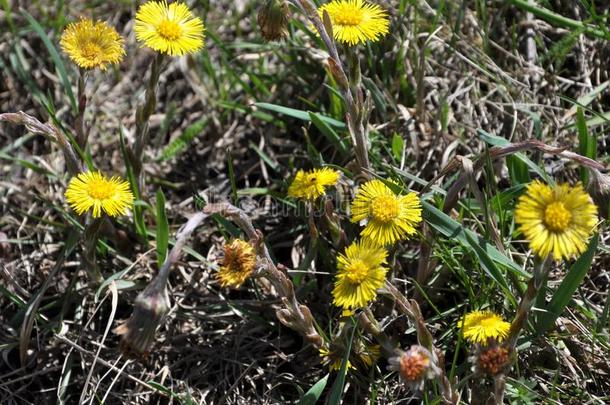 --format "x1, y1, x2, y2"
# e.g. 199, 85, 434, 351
216, 239, 257, 288
319, 338, 379, 372
388, 345, 441, 391
258, 0, 291, 41
471, 344, 513, 376
114, 282, 170, 358
60, 18, 125, 70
